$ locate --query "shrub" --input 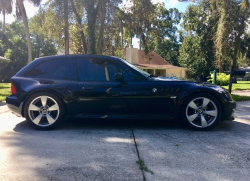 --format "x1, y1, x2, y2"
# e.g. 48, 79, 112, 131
207, 73, 230, 86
